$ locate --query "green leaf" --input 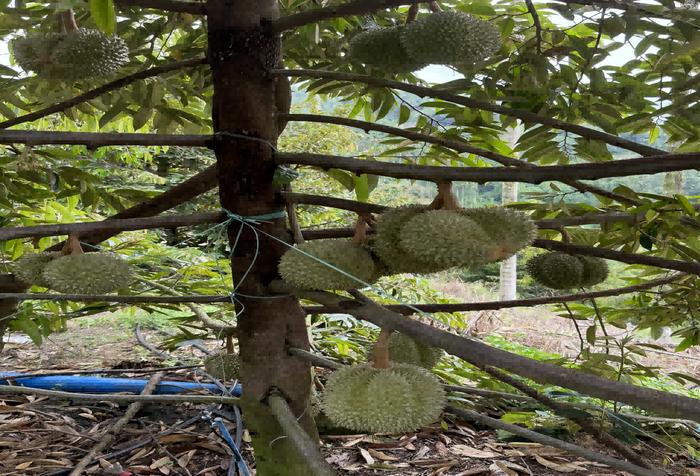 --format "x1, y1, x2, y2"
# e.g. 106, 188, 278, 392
648, 125, 659, 144
88, 0, 117, 35
674, 194, 696, 216
586, 325, 597, 345
132, 107, 153, 131
11, 317, 43, 346
398, 105, 410, 126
